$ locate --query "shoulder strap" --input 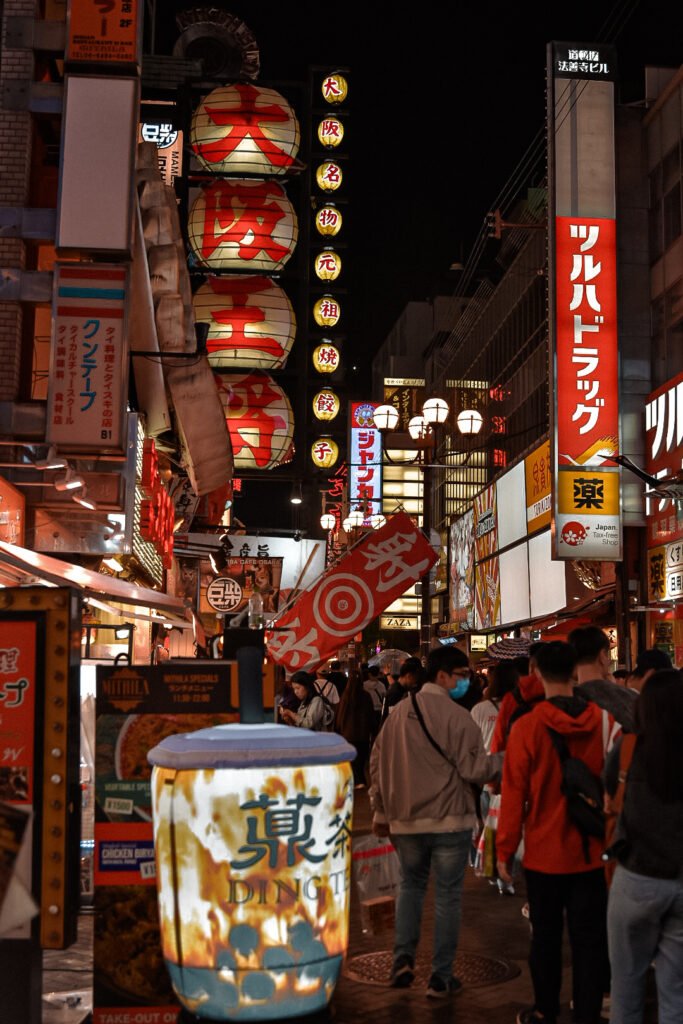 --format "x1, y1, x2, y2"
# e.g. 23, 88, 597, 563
612, 734, 637, 815
512, 685, 524, 705
409, 691, 449, 762
546, 726, 569, 761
